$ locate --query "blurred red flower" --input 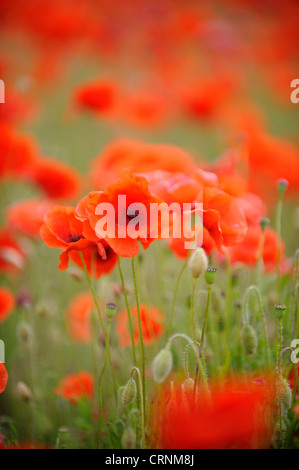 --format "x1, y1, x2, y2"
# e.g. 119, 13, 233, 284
6, 199, 54, 238
54, 371, 94, 404
0, 363, 8, 394
65, 291, 93, 343
117, 304, 165, 347
0, 287, 15, 323
150, 377, 275, 449
0, 228, 26, 275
